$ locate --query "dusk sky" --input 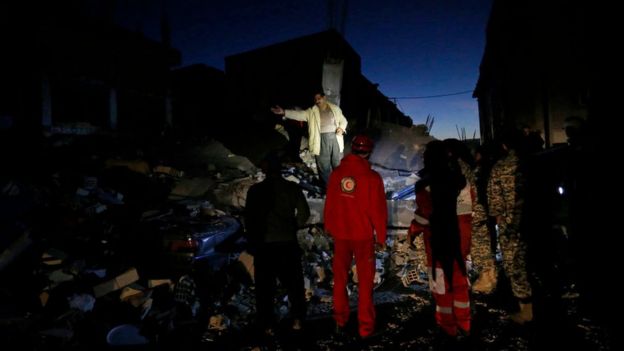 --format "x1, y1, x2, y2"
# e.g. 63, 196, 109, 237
115, 0, 492, 140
